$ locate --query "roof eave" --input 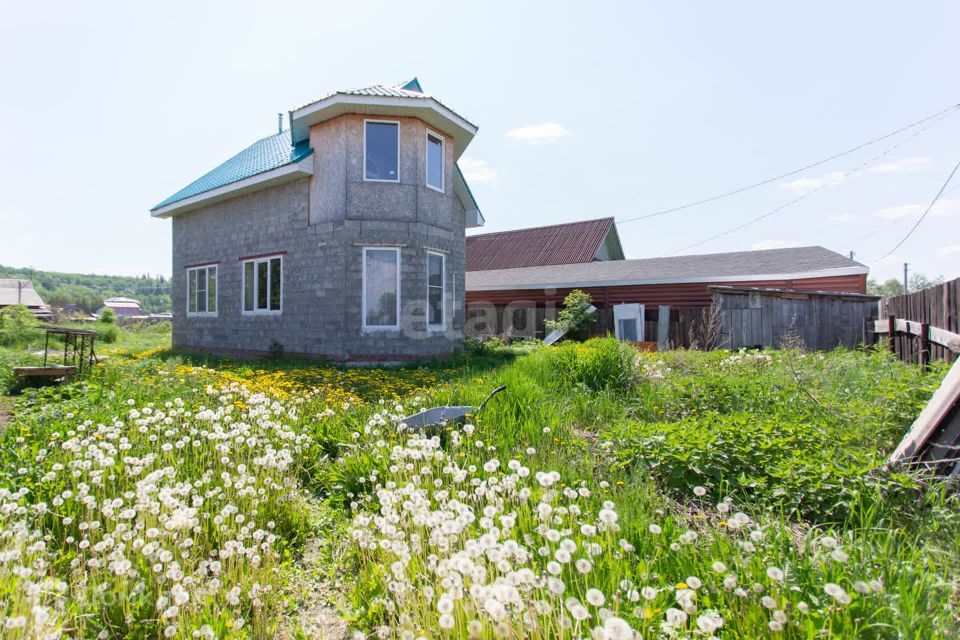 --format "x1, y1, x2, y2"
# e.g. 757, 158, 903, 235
150, 155, 314, 218
465, 266, 870, 291
454, 163, 484, 229
290, 93, 478, 160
